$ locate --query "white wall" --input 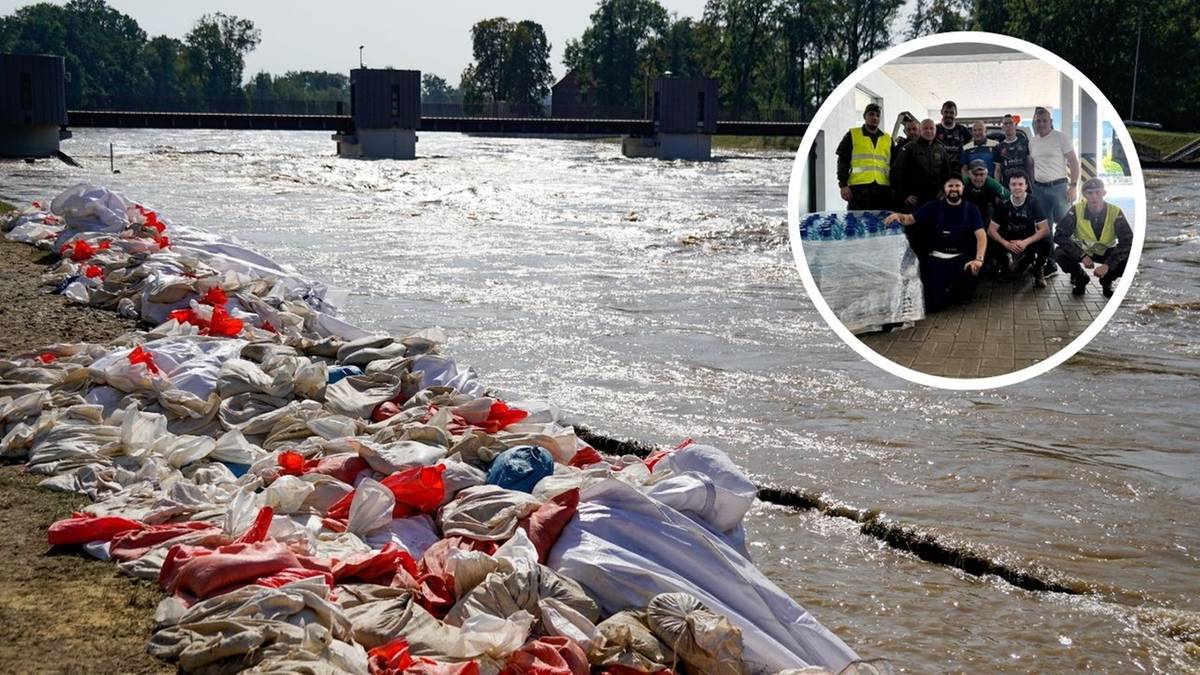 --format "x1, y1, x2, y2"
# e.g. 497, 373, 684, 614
810, 69, 927, 212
